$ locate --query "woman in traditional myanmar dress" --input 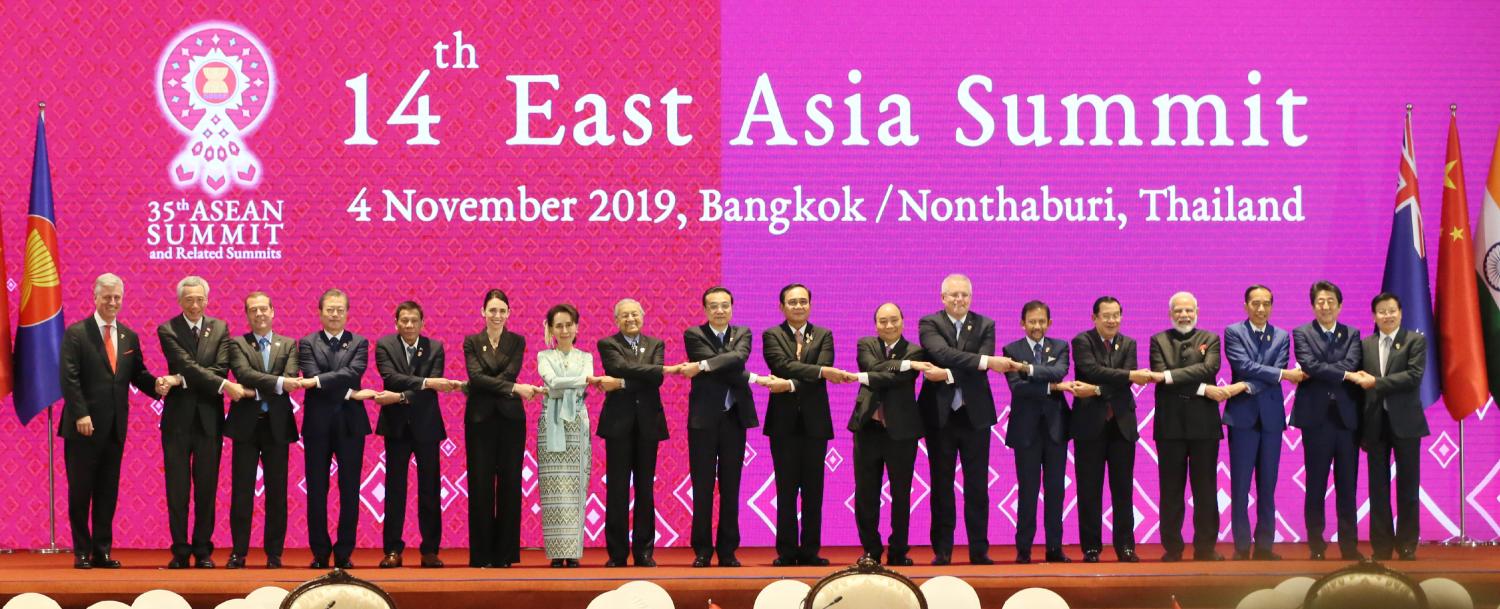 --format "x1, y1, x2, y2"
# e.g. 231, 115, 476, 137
535, 303, 618, 567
